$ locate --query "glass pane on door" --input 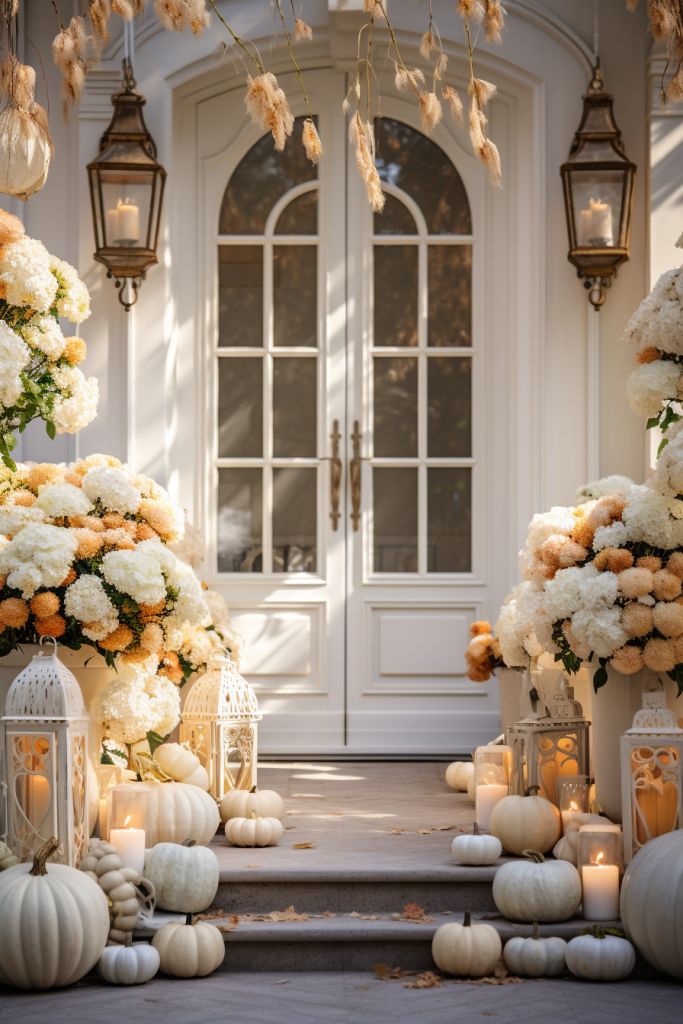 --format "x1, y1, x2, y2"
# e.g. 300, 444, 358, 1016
373, 468, 418, 572
218, 358, 263, 457
217, 468, 262, 572
273, 468, 317, 573
273, 357, 317, 457
427, 468, 471, 572
373, 357, 418, 457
